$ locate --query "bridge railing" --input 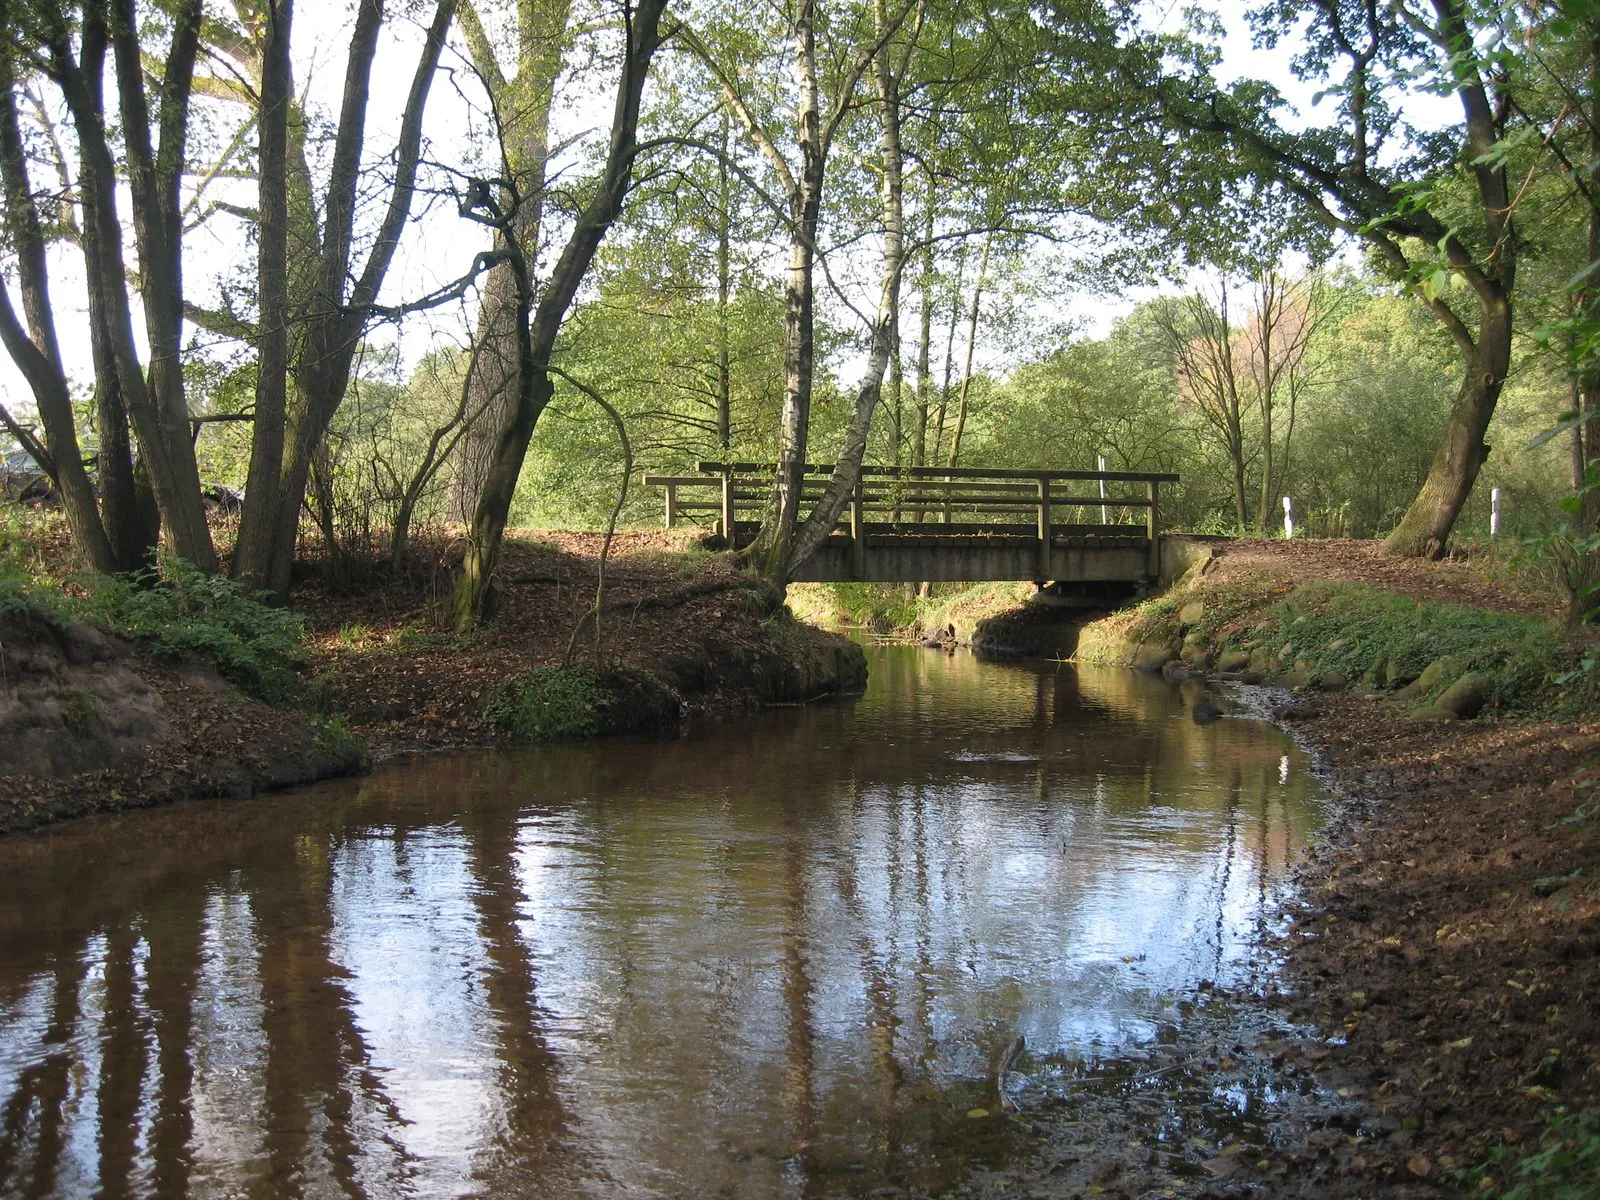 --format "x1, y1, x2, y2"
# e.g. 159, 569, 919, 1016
642, 463, 1179, 576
